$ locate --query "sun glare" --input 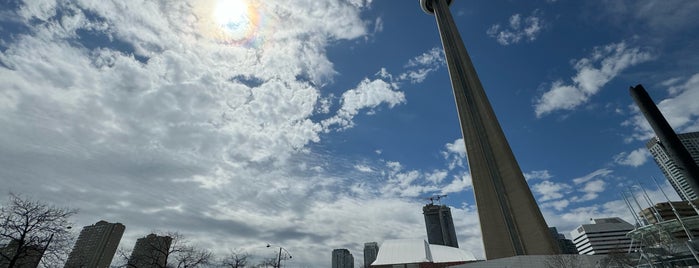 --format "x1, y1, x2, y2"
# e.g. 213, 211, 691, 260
214, 0, 253, 40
